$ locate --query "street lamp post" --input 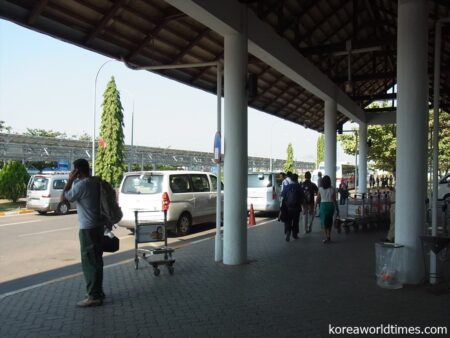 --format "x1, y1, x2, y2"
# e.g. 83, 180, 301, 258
92, 59, 114, 176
